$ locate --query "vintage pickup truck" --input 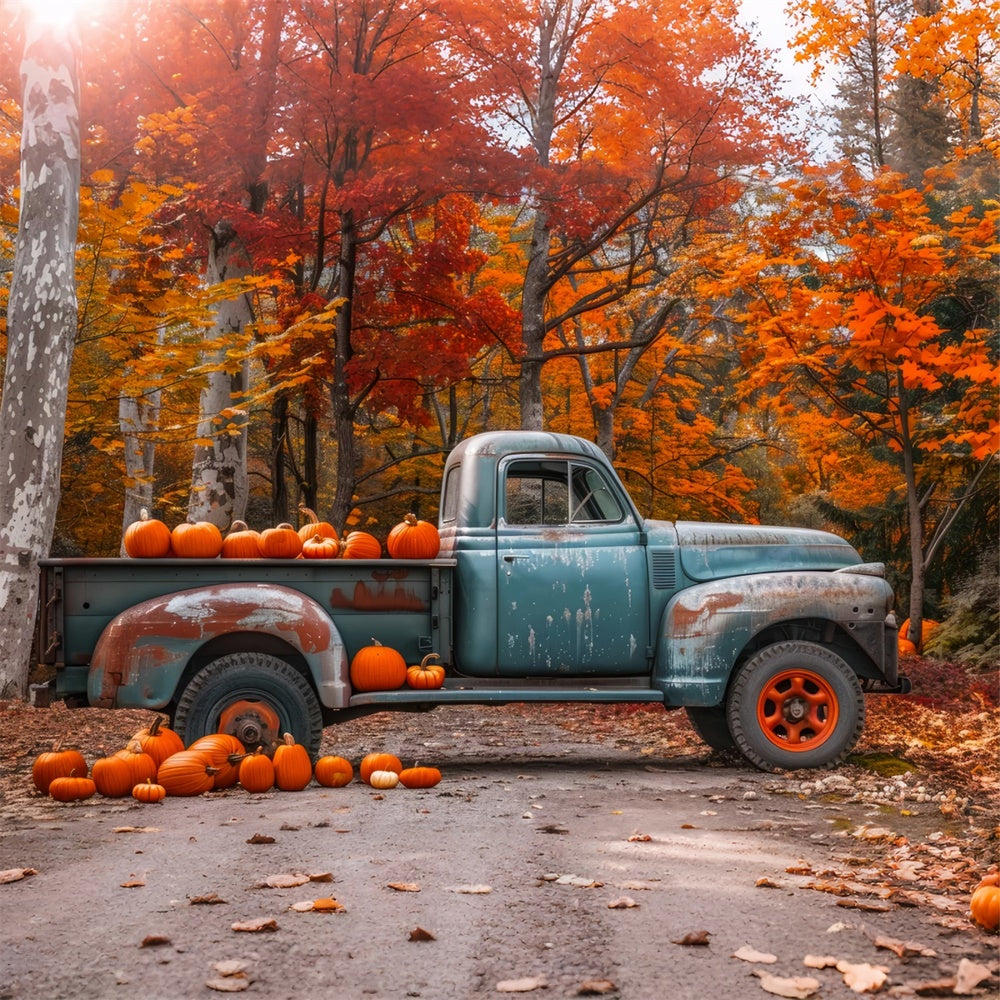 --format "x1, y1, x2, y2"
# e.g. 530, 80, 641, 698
36, 430, 908, 771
